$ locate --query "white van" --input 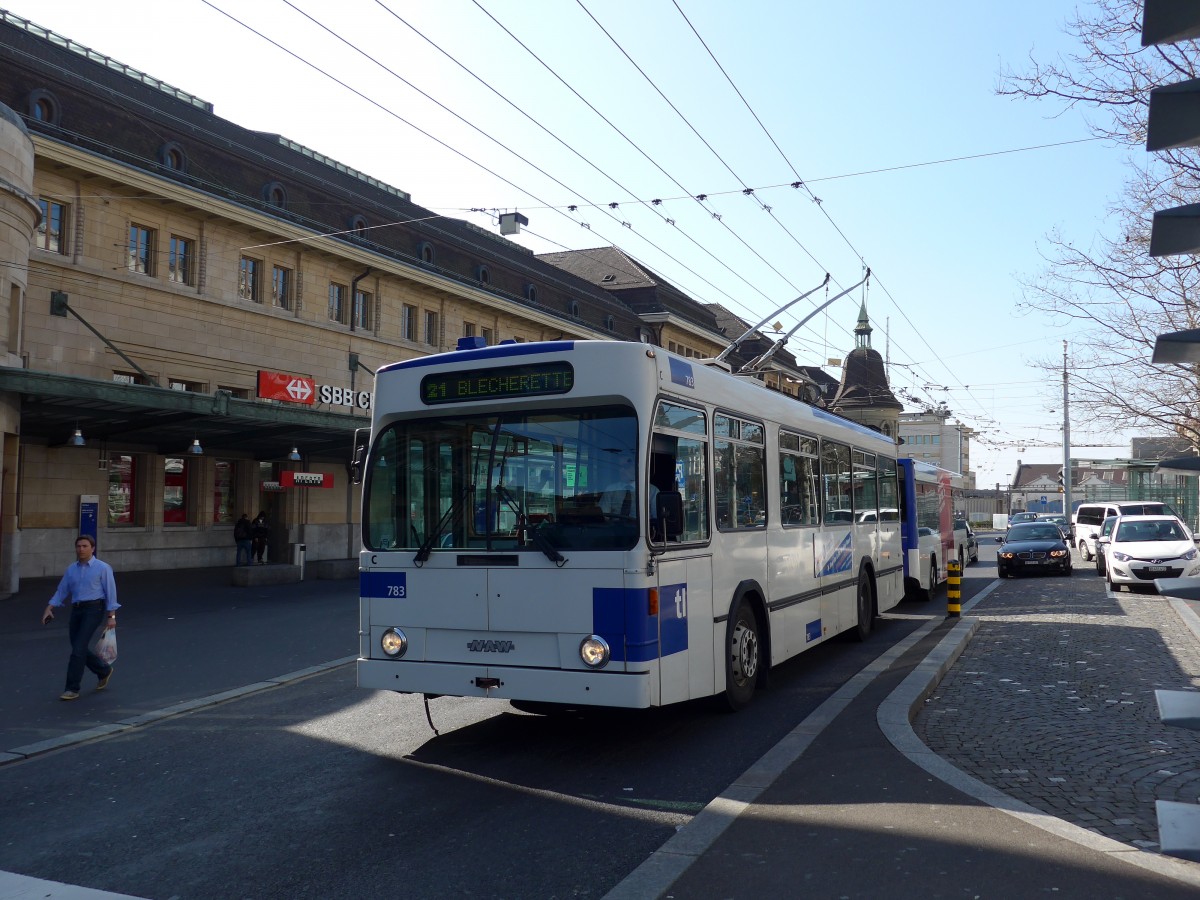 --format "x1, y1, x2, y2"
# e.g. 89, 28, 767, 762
1072, 501, 1171, 560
